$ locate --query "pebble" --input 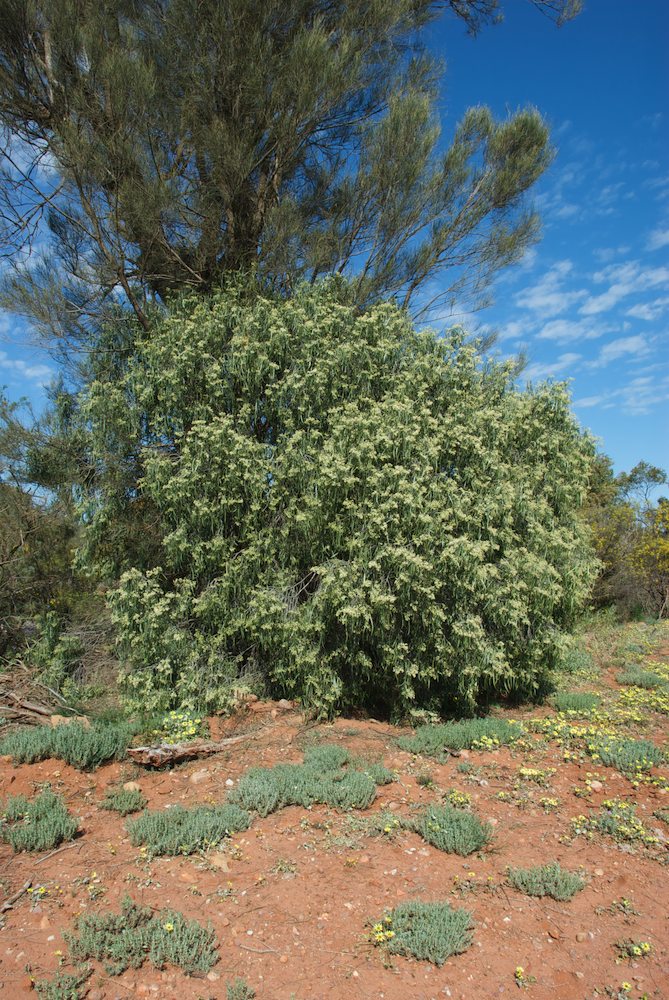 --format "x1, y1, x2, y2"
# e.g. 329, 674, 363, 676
594, 868, 604, 876
225, 778, 235, 787
589, 780, 603, 791
189, 769, 209, 785
206, 972, 221, 982
123, 781, 141, 792
576, 932, 588, 942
